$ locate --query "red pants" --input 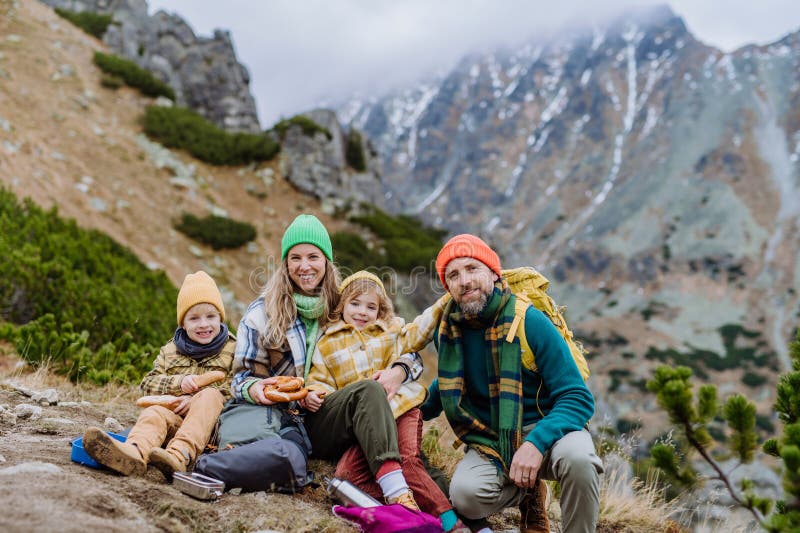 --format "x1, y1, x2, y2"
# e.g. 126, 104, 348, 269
335, 407, 451, 516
